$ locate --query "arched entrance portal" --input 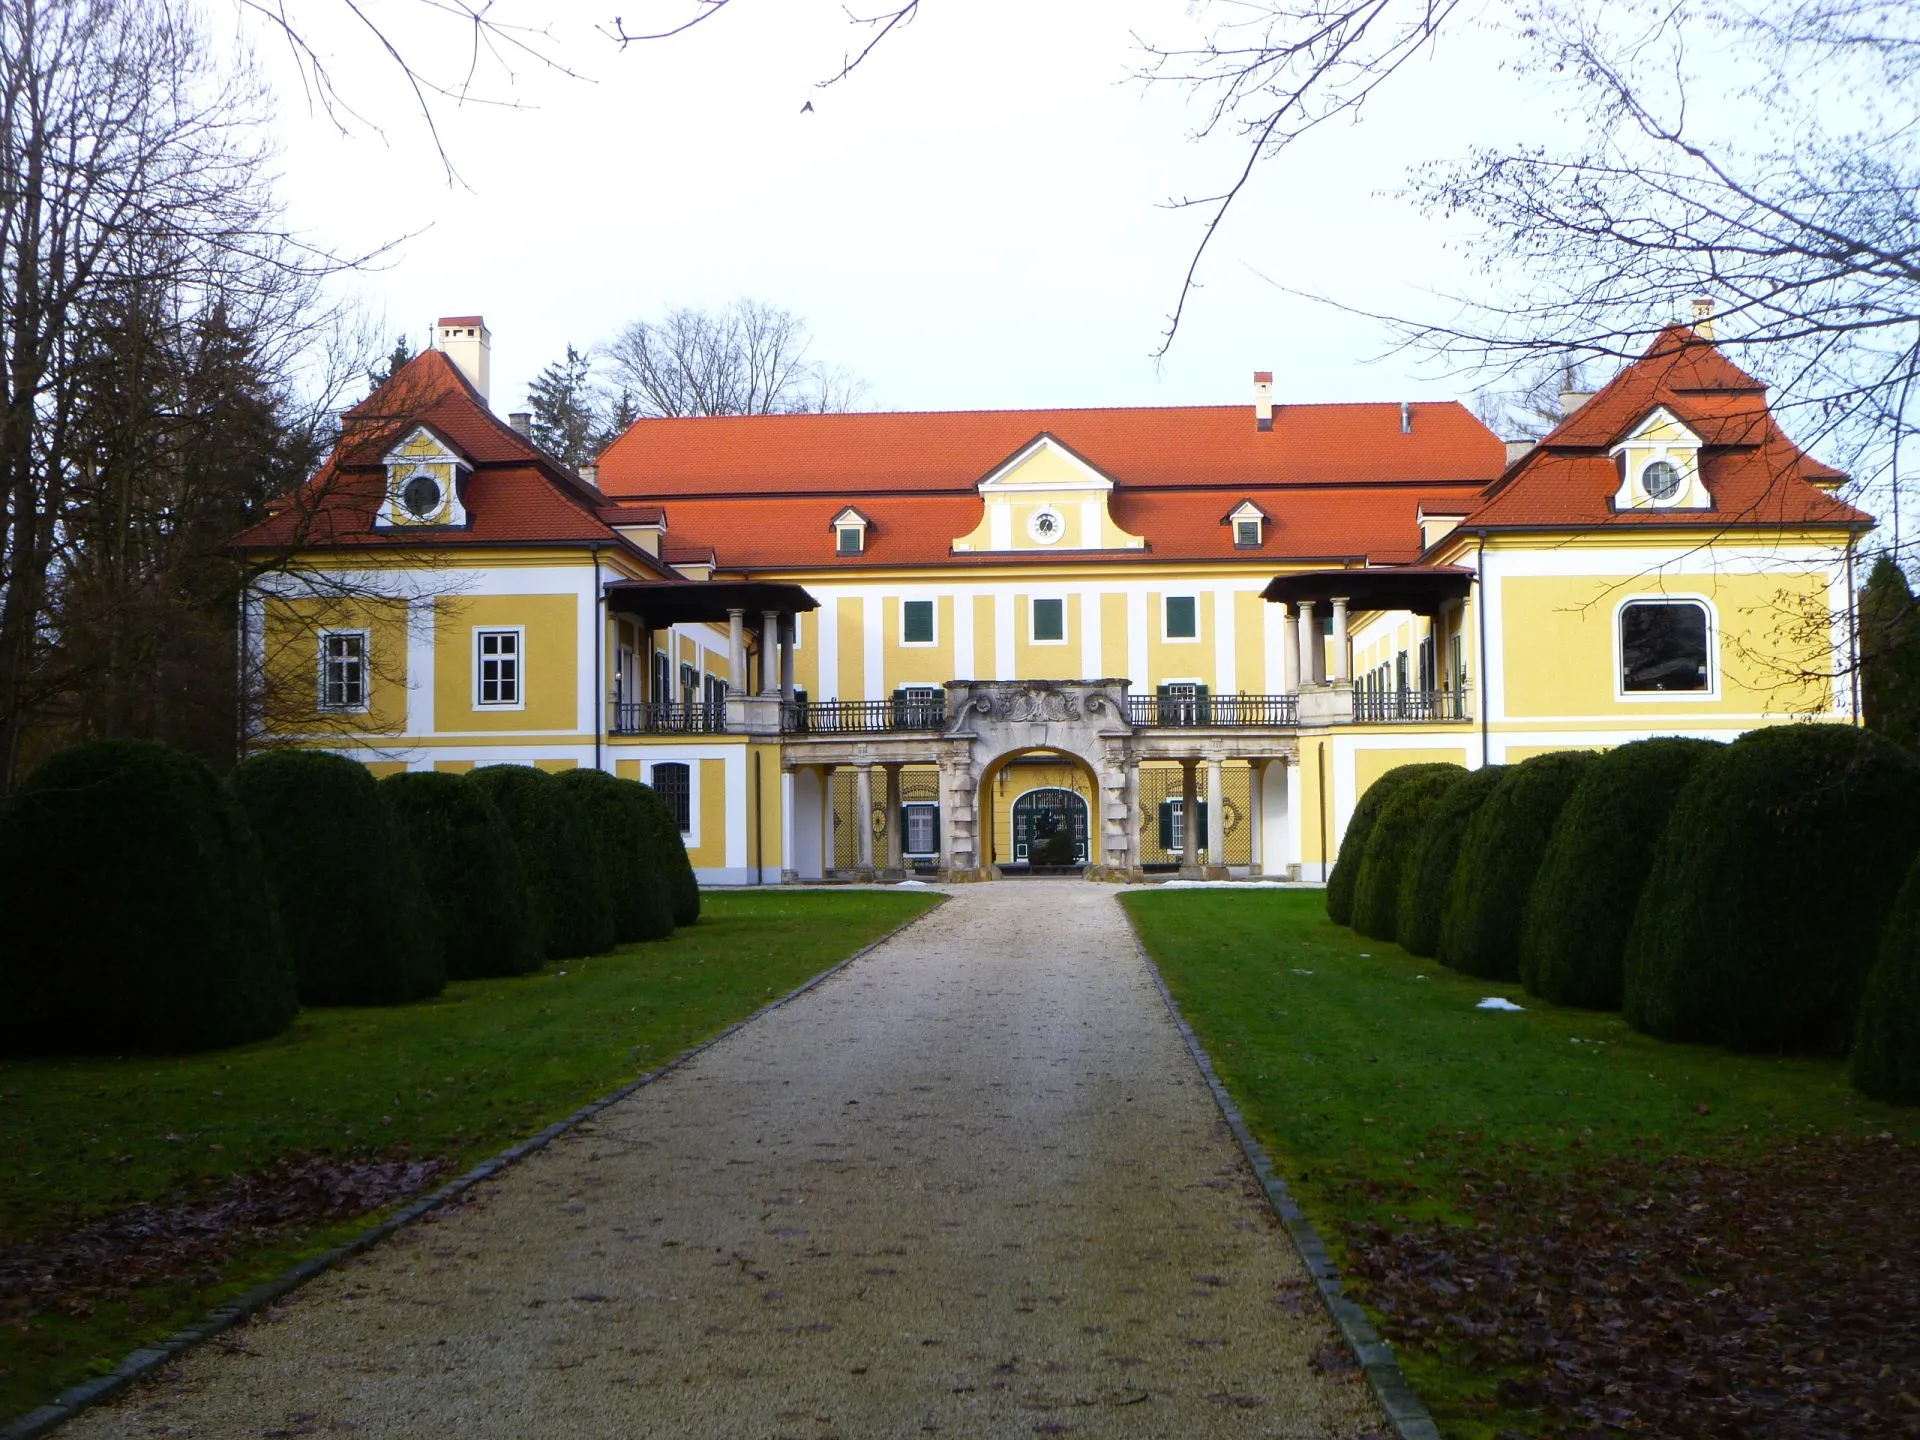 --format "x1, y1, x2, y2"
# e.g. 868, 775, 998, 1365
1010, 787, 1090, 865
